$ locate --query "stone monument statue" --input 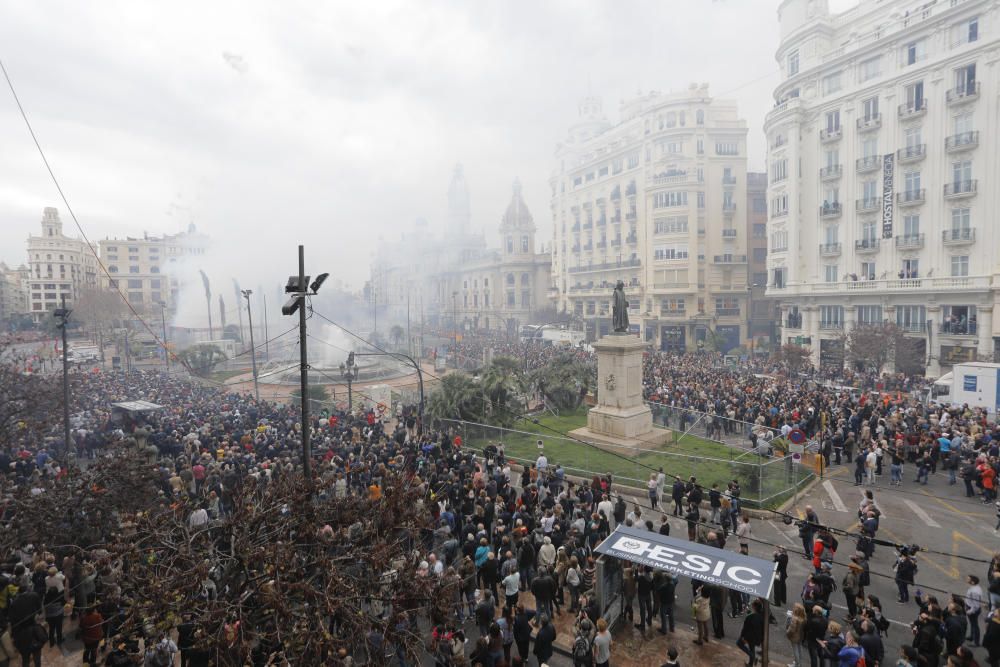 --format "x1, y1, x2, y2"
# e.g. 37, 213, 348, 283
612, 280, 629, 333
